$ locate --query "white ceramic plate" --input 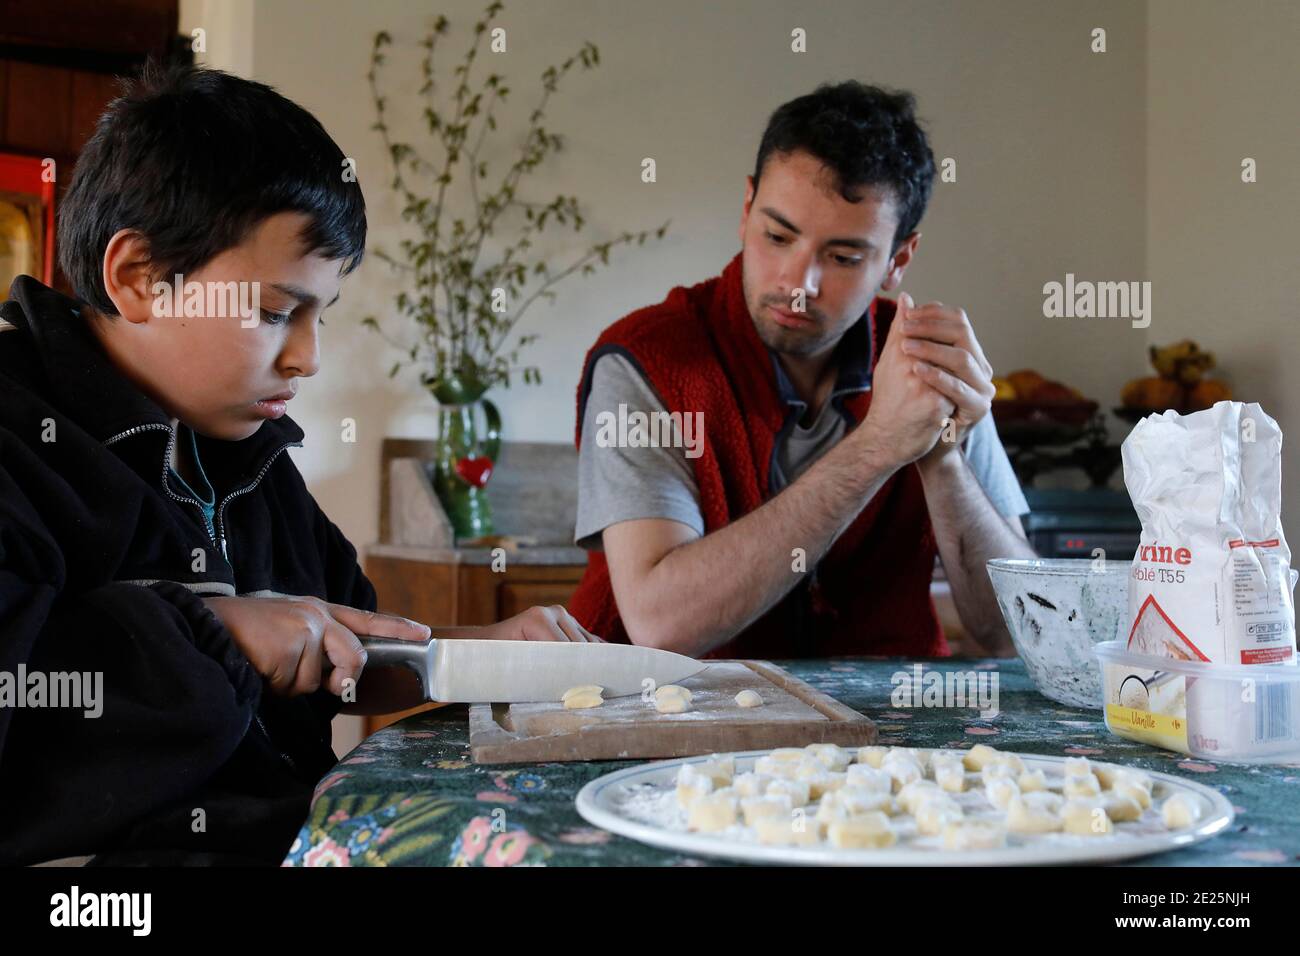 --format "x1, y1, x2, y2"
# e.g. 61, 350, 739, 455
575, 749, 1234, 866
